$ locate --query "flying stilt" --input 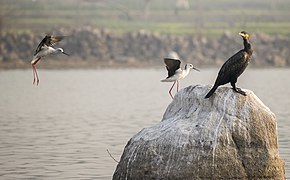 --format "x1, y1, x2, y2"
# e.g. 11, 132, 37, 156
31, 35, 69, 85
161, 52, 199, 99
